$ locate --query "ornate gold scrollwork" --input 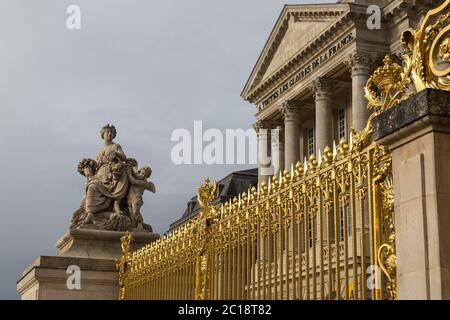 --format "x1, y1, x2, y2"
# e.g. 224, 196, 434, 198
377, 179, 396, 300
366, 0, 450, 116
116, 232, 133, 300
